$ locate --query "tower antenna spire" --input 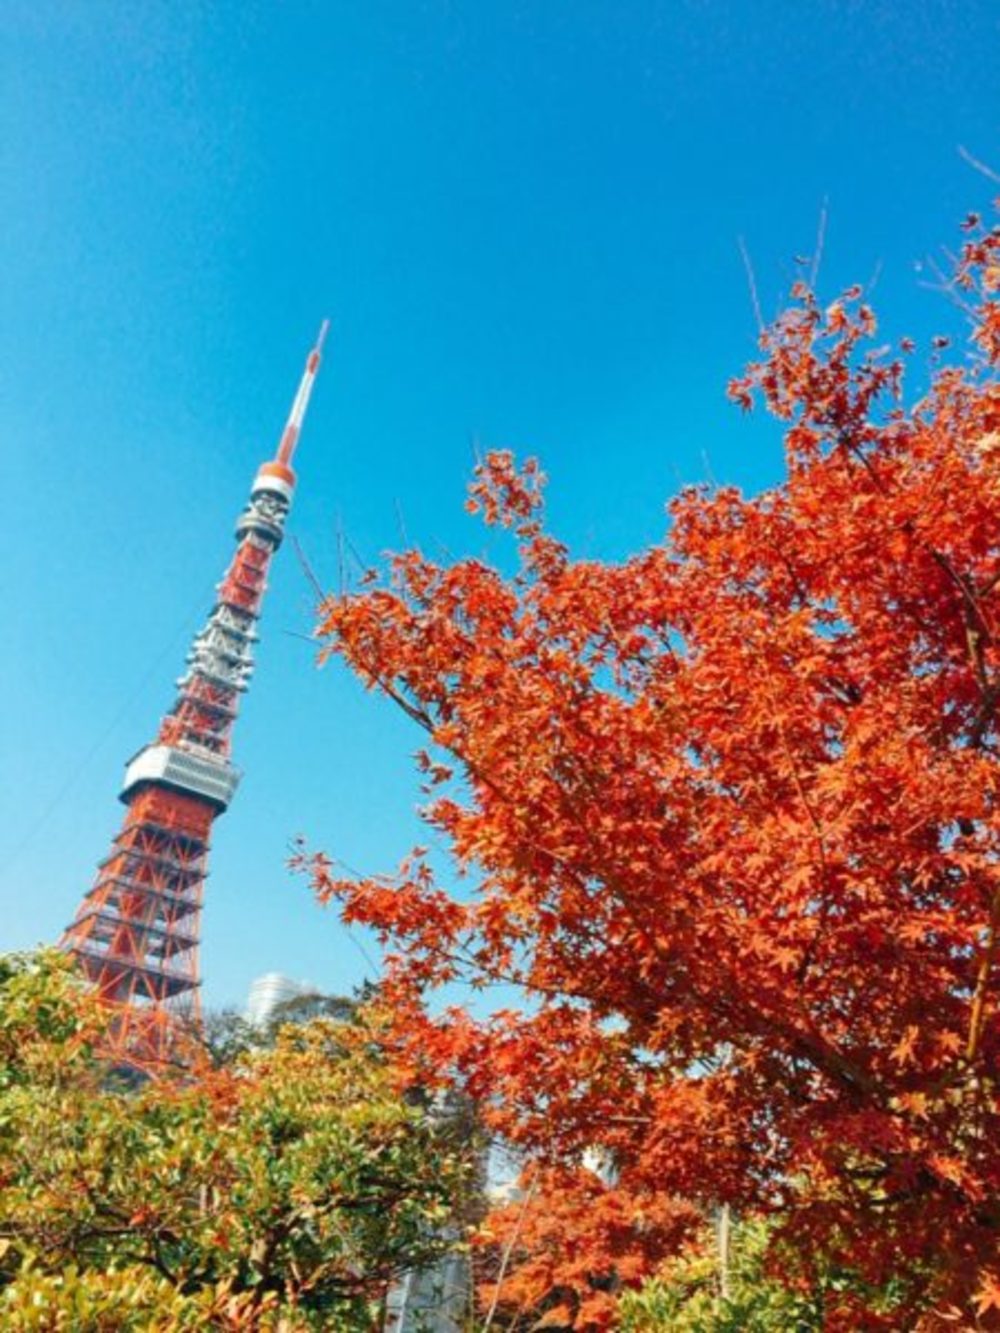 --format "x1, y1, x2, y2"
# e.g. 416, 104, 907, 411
61, 327, 327, 1076
276, 318, 329, 468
